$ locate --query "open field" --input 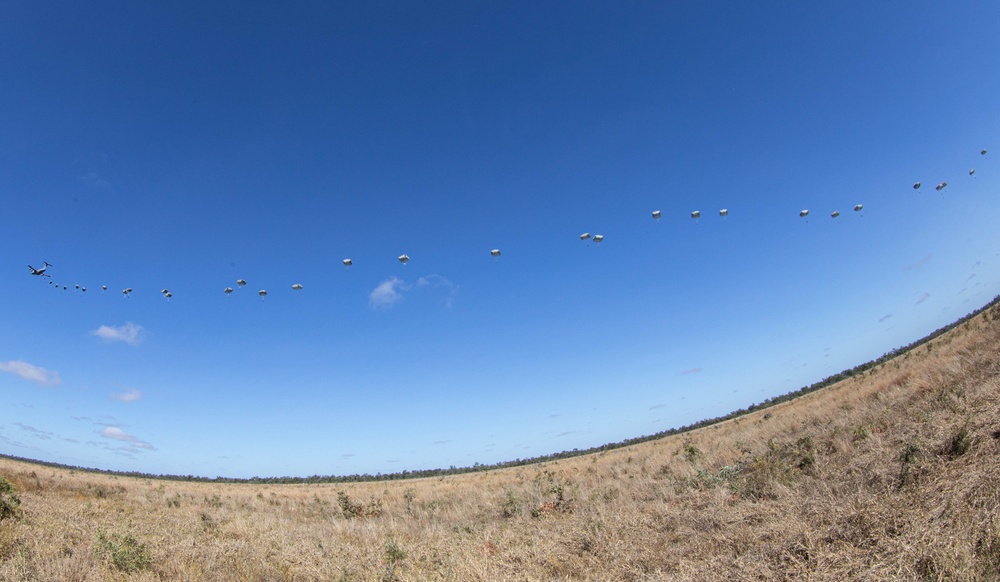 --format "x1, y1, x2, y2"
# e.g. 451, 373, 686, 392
3, 303, 1000, 580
